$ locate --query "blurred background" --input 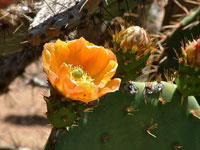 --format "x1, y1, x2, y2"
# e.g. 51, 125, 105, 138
0, 59, 51, 150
